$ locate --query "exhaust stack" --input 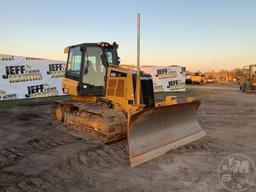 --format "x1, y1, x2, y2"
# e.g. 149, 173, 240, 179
135, 13, 141, 105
